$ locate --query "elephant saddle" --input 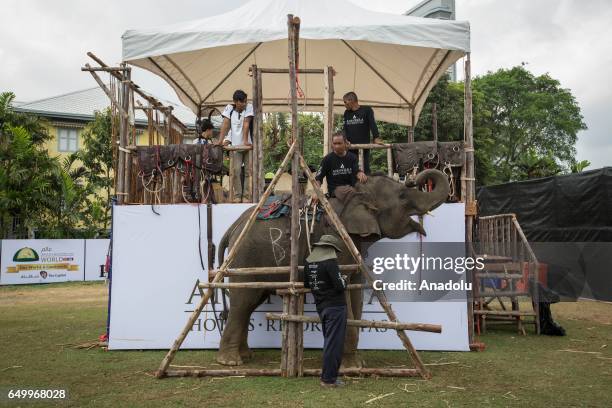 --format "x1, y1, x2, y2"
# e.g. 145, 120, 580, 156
392, 141, 438, 175
437, 141, 465, 167
136, 143, 225, 177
